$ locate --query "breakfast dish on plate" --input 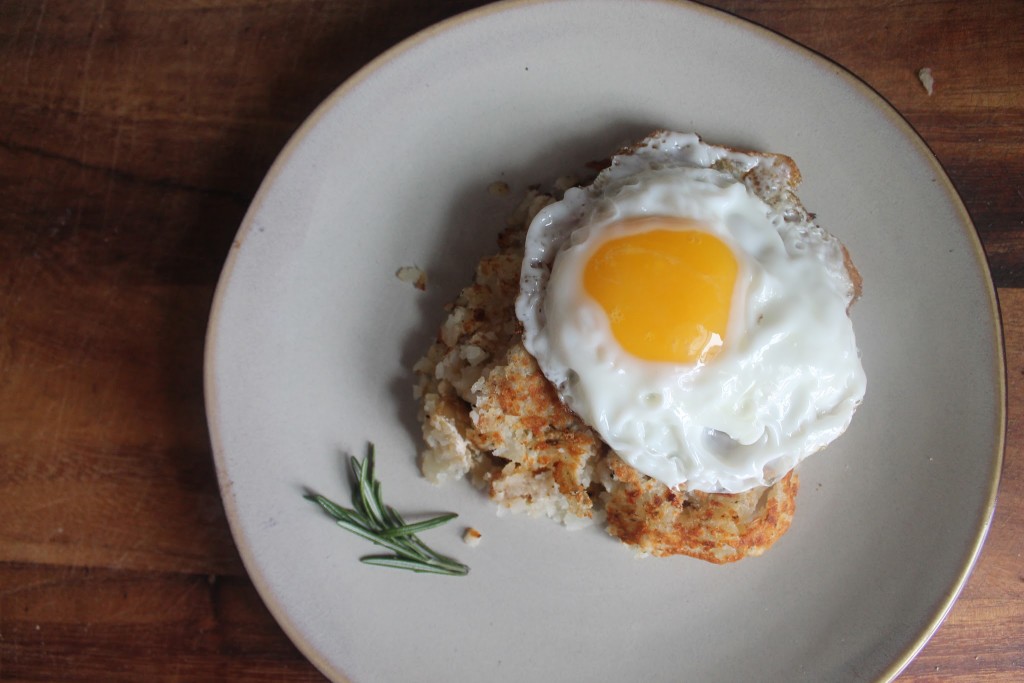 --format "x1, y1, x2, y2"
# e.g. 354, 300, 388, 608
206, 1, 1002, 677
415, 131, 866, 562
